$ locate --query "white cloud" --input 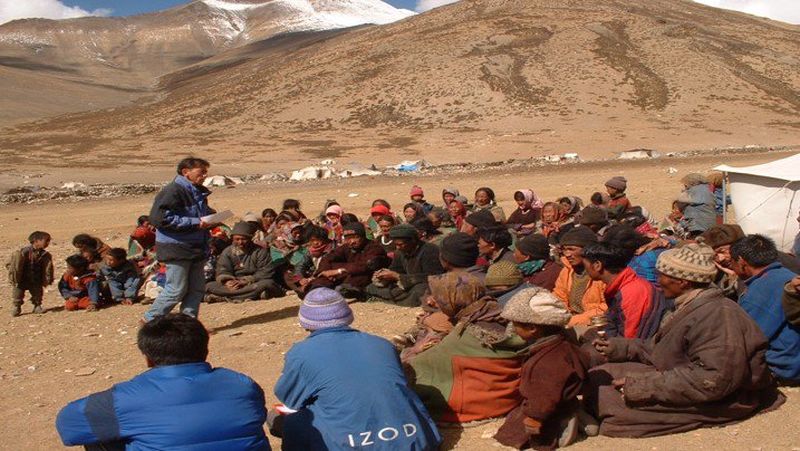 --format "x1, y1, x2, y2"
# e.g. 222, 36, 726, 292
693, 0, 800, 24
415, 0, 459, 13
0, 0, 111, 25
